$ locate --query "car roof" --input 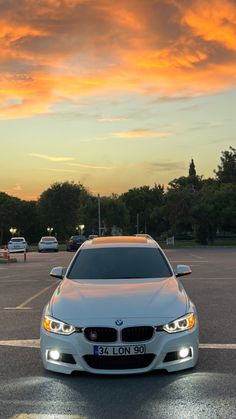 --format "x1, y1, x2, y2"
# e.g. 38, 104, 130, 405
10, 237, 25, 240
82, 235, 158, 249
